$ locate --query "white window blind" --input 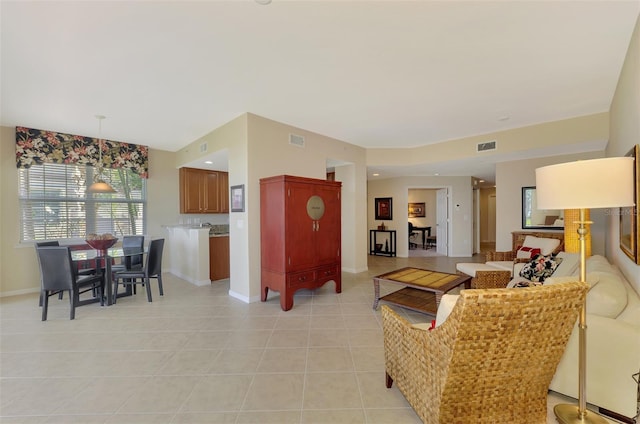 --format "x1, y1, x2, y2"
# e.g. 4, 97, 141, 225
18, 163, 146, 241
